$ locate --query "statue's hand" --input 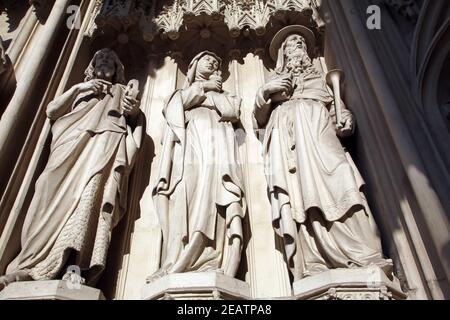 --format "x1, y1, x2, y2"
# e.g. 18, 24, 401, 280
122, 94, 140, 117
336, 110, 355, 138
262, 75, 293, 99
202, 78, 222, 92
77, 79, 111, 95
